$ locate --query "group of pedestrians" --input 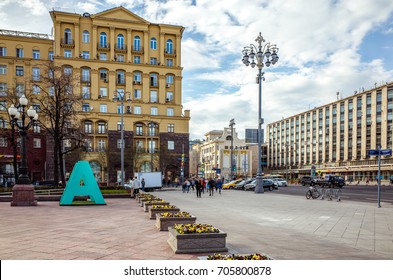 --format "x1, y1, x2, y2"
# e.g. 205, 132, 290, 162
181, 177, 224, 198
127, 177, 145, 193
